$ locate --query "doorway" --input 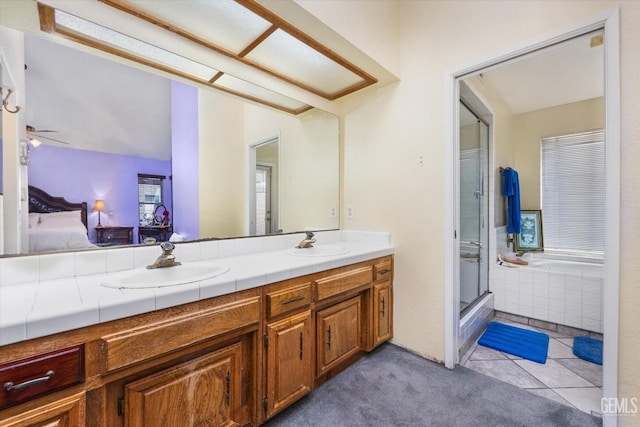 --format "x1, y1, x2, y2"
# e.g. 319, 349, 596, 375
255, 163, 273, 235
248, 135, 279, 236
446, 10, 620, 426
